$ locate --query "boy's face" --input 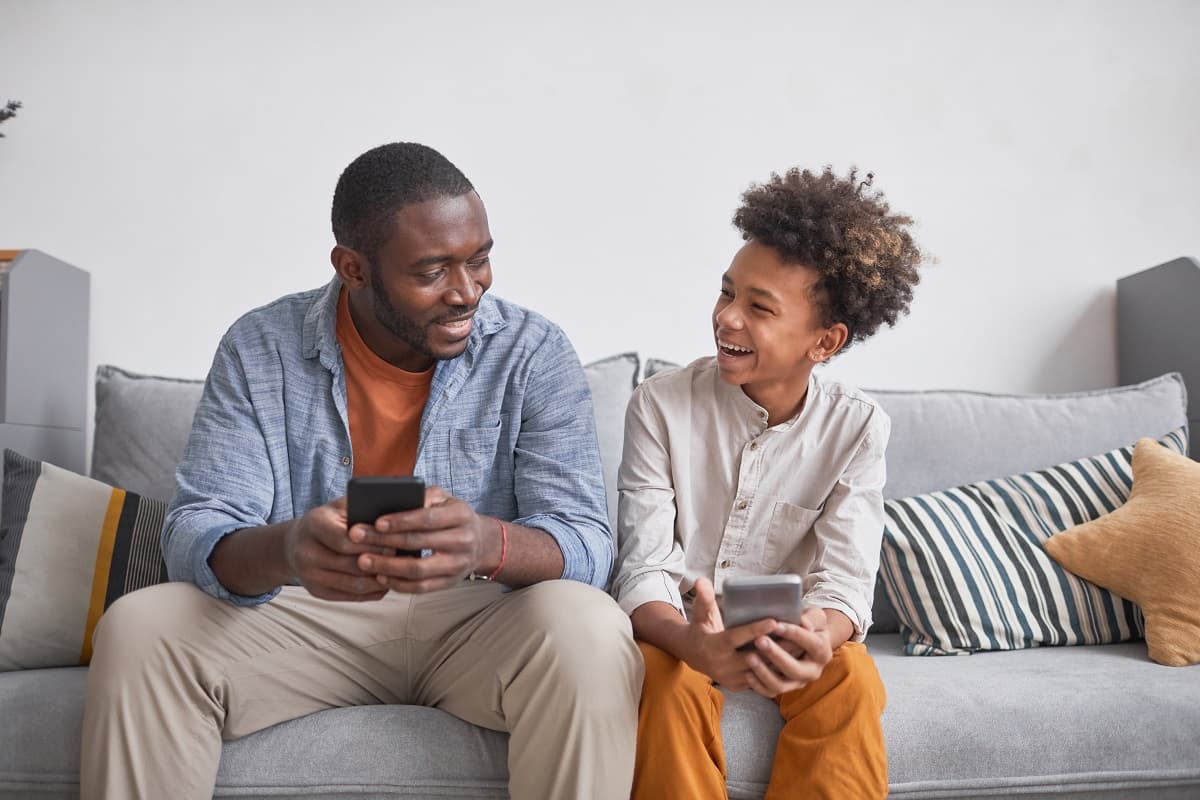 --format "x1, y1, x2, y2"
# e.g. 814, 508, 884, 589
711, 240, 841, 392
